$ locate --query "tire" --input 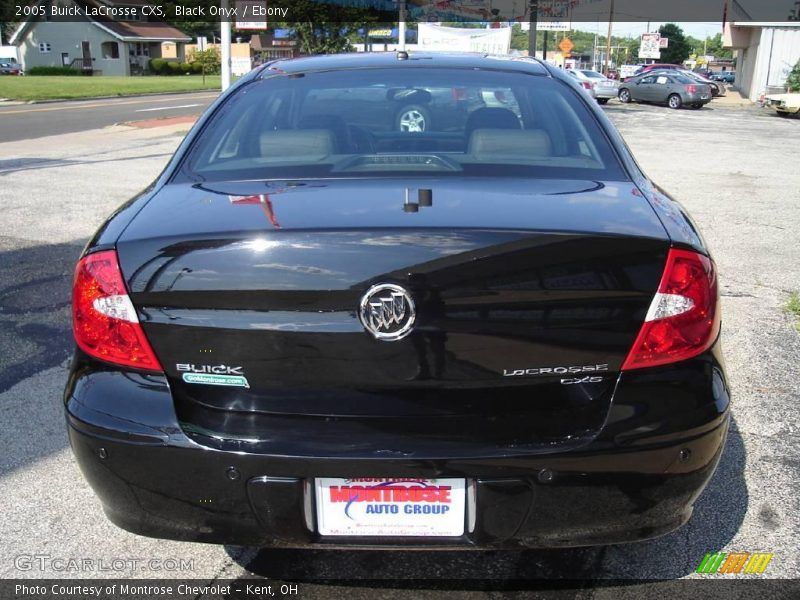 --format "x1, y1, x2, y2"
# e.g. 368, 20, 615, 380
597, 98, 609, 105
618, 88, 631, 103
668, 94, 683, 109
777, 112, 789, 118
396, 105, 431, 133
691, 103, 703, 109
